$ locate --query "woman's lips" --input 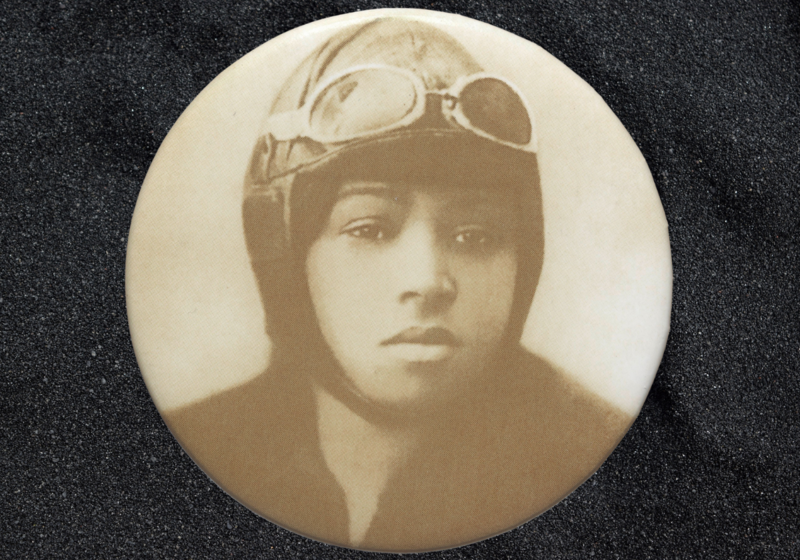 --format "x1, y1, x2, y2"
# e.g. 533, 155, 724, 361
382, 326, 460, 346
381, 327, 459, 362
